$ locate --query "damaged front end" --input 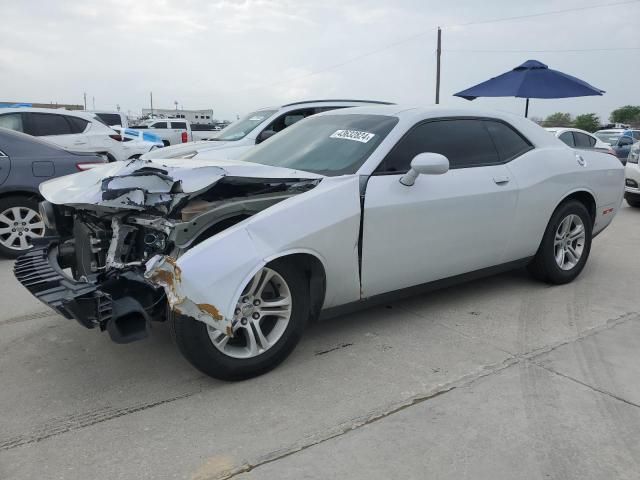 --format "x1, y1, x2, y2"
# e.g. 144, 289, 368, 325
15, 159, 320, 343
